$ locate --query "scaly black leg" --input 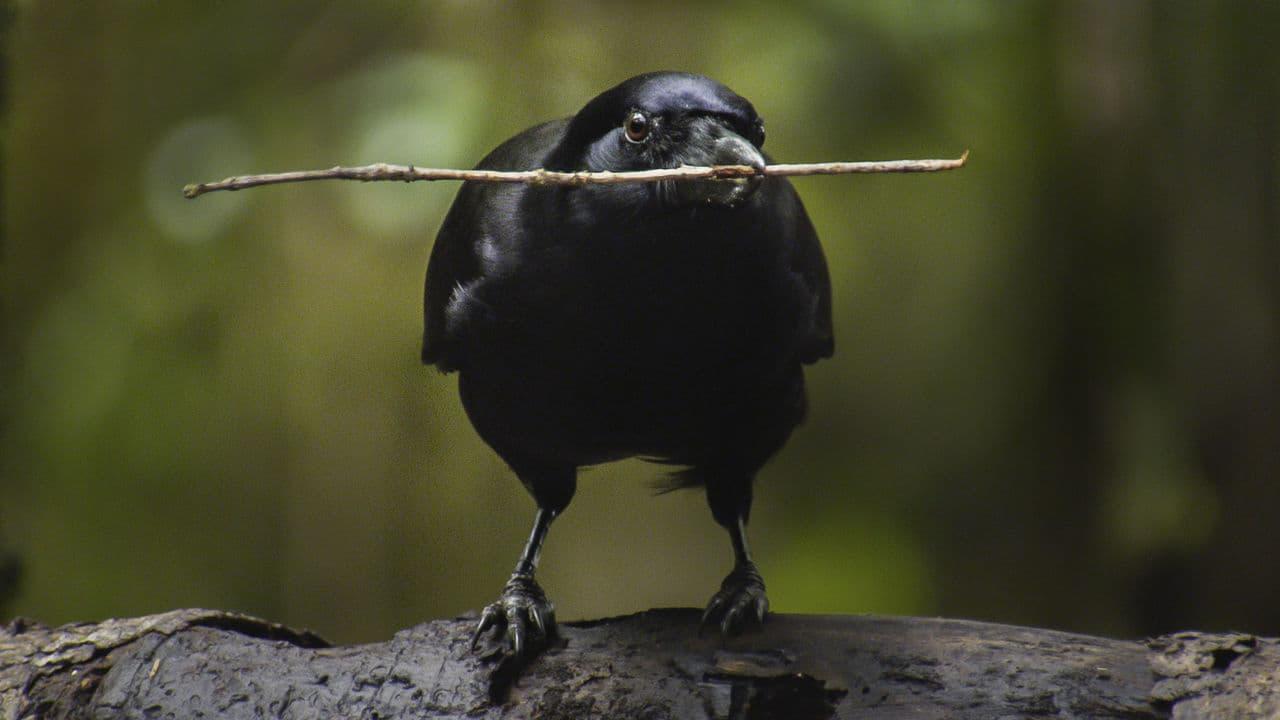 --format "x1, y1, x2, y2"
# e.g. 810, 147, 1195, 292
472, 507, 559, 659
702, 474, 769, 635
702, 514, 769, 634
